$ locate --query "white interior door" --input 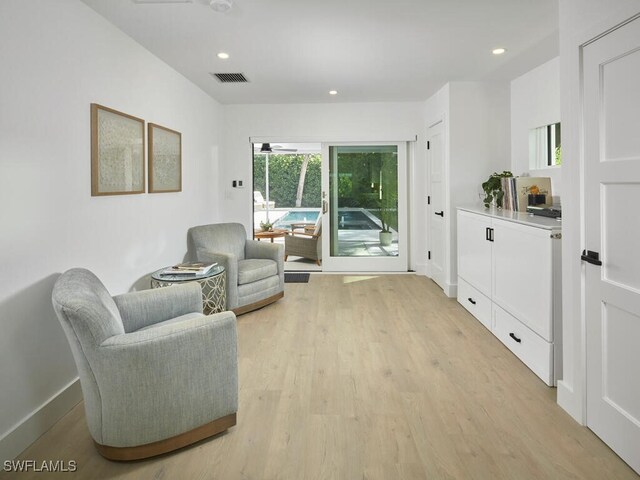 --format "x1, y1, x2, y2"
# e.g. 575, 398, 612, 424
583, 16, 640, 474
427, 121, 445, 289
320, 143, 408, 272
